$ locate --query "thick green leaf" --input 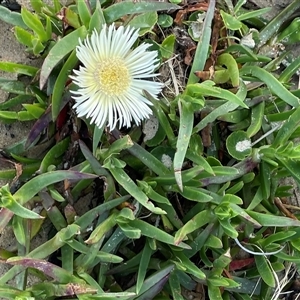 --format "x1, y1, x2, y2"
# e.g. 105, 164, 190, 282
189, 81, 248, 114
14, 26, 34, 47
12, 216, 26, 246
14, 171, 96, 205
226, 131, 252, 160
31, 37, 45, 55
0, 95, 32, 110
219, 218, 238, 238
40, 26, 87, 89
0, 6, 26, 28
79, 140, 115, 201
118, 223, 141, 239
207, 280, 223, 299
194, 80, 247, 132
157, 14, 173, 28
175, 252, 206, 280
85, 212, 118, 244
104, 157, 166, 215
255, 256, 275, 287
185, 151, 214, 174
81, 292, 136, 299
262, 231, 296, 247
103, 2, 180, 23
21, 7, 48, 42
93, 125, 104, 155
229, 203, 261, 227
0, 224, 81, 285
128, 12, 157, 36
240, 66, 300, 107
225, 44, 257, 60
51, 49, 78, 120
220, 10, 242, 30
128, 219, 190, 249
0, 78, 28, 95
137, 181, 171, 205
66, 239, 123, 263
30, 0, 43, 13
136, 239, 153, 293
246, 210, 300, 227
0, 171, 97, 240
122, 141, 169, 176
22, 104, 44, 119
0, 286, 31, 298
246, 101, 265, 138
169, 271, 184, 300
247, 187, 263, 210
212, 166, 240, 176
188, 0, 214, 84
278, 158, 300, 184
237, 7, 271, 21
150, 96, 175, 142
257, 1, 300, 48
77, 0, 91, 28
260, 161, 271, 200
272, 105, 300, 148
74, 196, 130, 231
89, 0, 105, 32
279, 56, 300, 83
217, 53, 239, 87
179, 186, 213, 202
198, 102, 241, 131
64, 7, 81, 28
7, 257, 78, 283
275, 251, 300, 262
174, 210, 214, 244
1, 191, 43, 219
0, 111, 18, 121
0, 62, 38, 77
174, 99, 194, 191
30, 282, 96, 297
125, 264, 174, 298
38, 137, 71, 173
160, 34, 176, 59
